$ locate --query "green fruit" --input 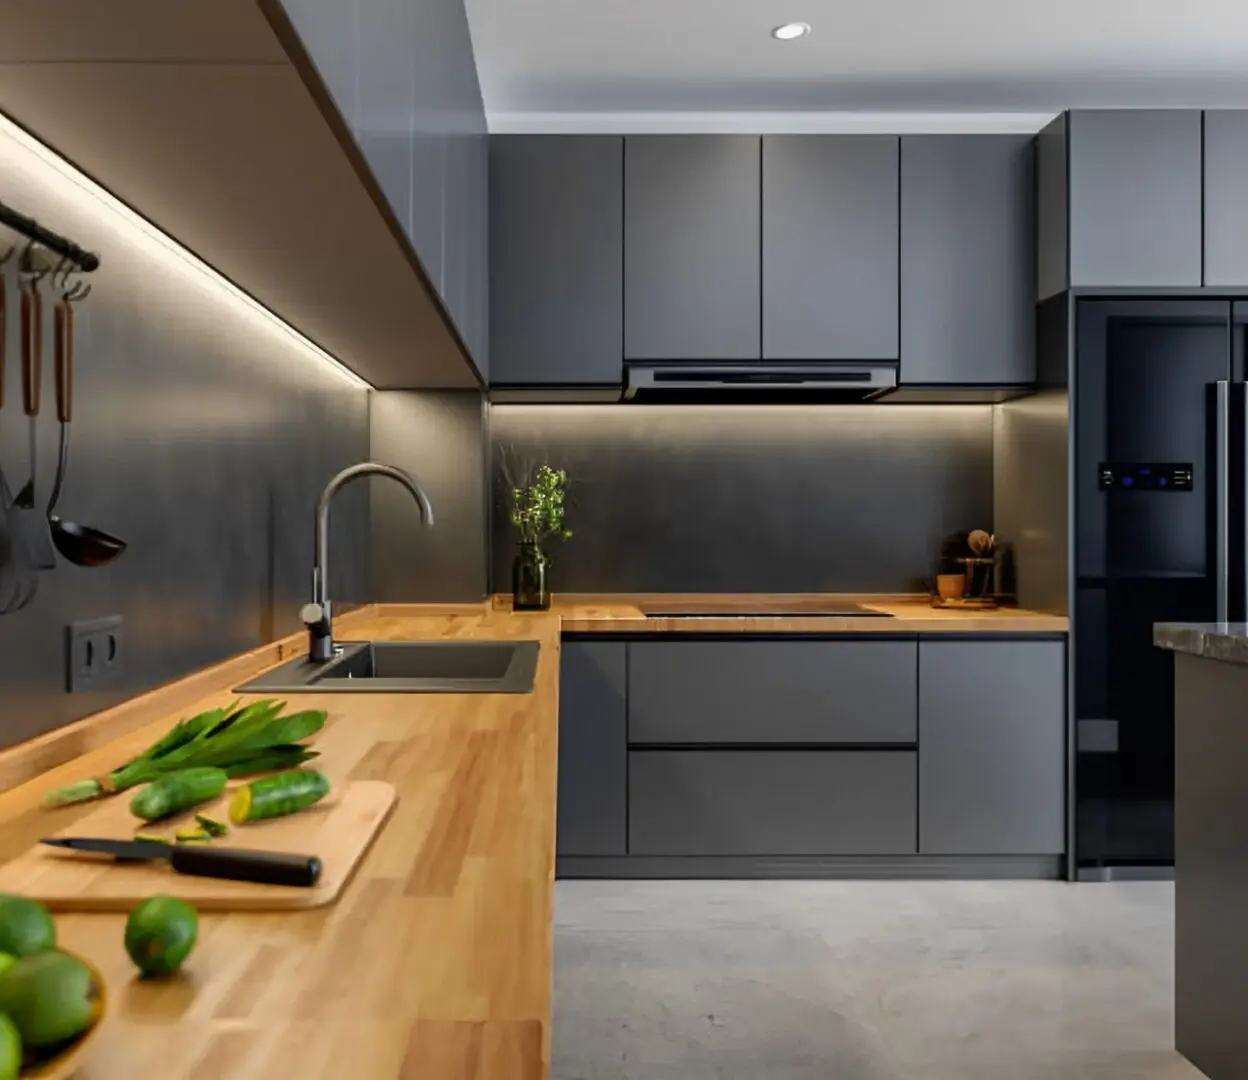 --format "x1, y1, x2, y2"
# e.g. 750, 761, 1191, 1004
0, 953, 18, 978
0, 951, 99, 1048
0, 895, 56, 957
0, 1013, 18, 1080
125, 896, 198, 977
